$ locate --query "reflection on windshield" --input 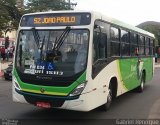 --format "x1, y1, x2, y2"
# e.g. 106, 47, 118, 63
16, 29, 89, 77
